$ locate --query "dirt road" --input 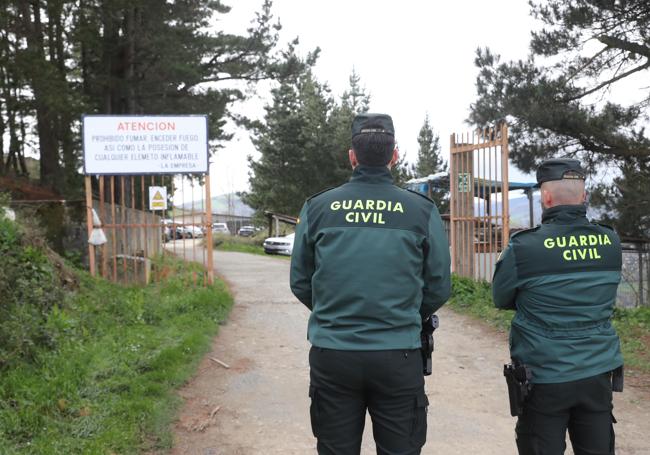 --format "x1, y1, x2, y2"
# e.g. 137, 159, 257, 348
169, 249, 650, 454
